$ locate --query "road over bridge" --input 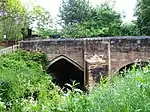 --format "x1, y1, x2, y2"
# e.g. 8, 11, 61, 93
20, 36, 150, 88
